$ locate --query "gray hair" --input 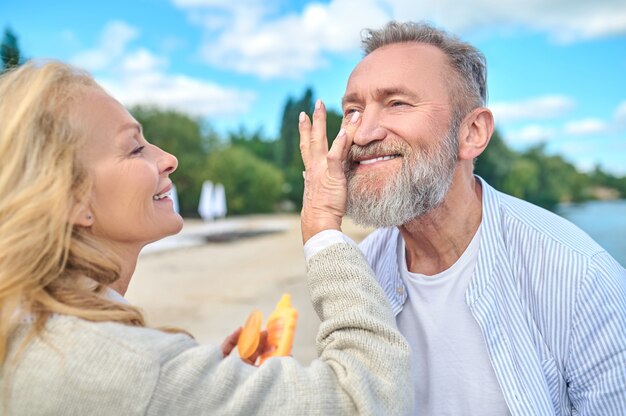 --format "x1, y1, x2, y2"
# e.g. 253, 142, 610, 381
361, 21, 487, 118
